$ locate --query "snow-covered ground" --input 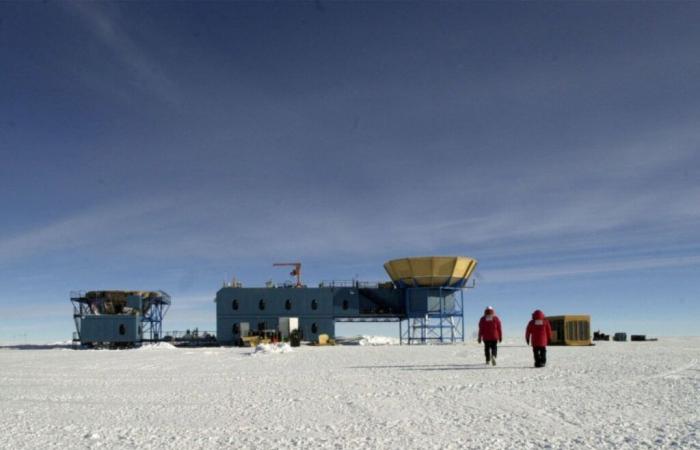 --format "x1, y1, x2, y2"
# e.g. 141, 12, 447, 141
338, 335, 400, 346
1, 338, 698, 449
